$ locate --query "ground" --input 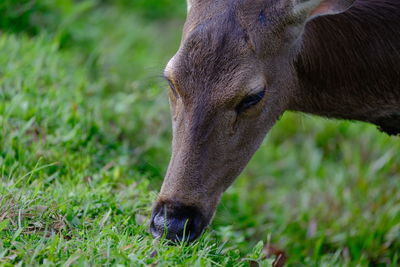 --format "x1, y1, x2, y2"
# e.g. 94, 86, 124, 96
0, 1, 399, 266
